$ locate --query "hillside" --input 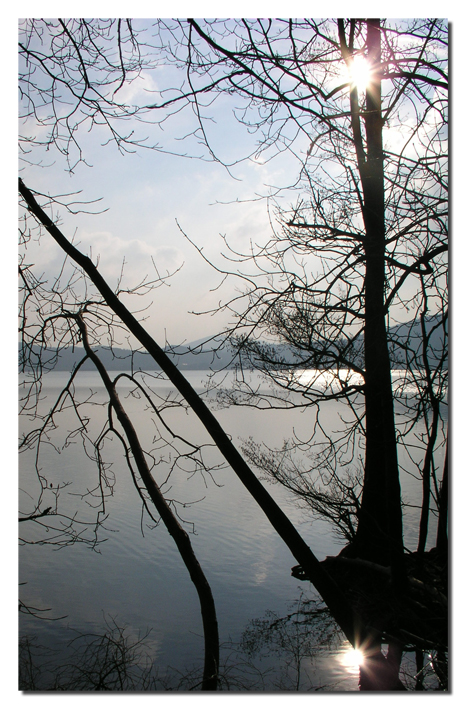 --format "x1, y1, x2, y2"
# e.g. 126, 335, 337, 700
19, 314, 447, 373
